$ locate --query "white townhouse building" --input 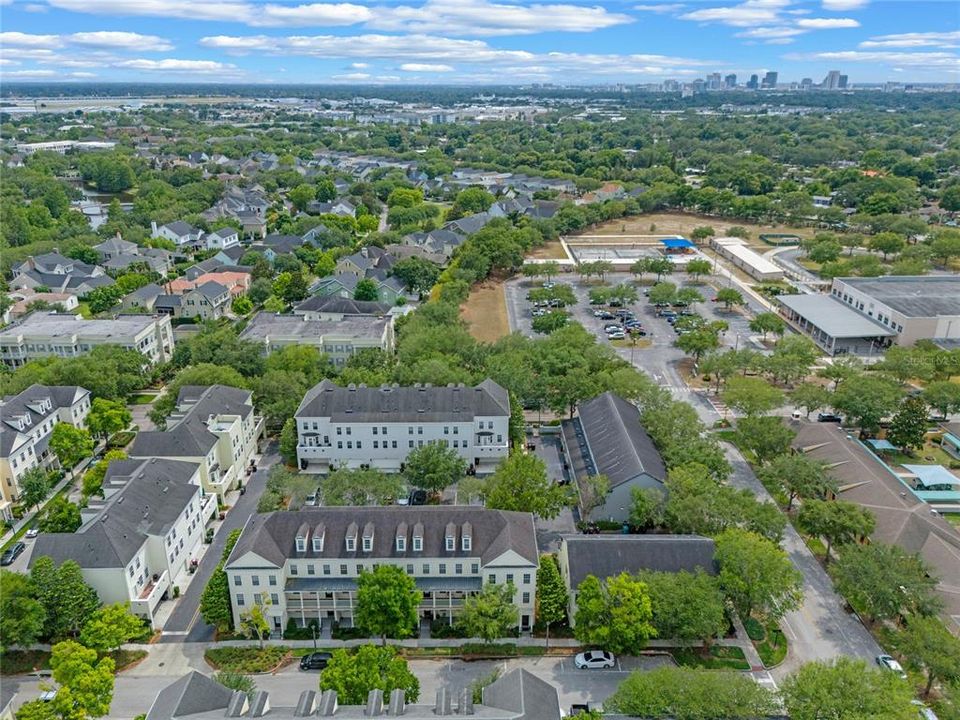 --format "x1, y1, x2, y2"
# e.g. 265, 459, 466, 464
0, 312, 175, 367
224, 507, 539, 634
30, 458, 218, 628
0, 384, 91, 519
129, 385, 264, 498
294, 380, 511, 474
